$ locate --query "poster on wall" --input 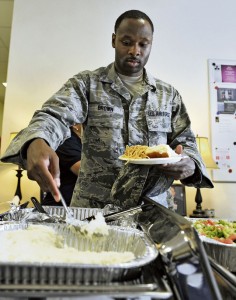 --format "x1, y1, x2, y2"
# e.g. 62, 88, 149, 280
208, 59, 236, 182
